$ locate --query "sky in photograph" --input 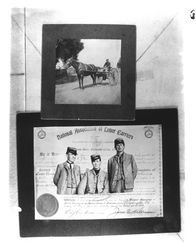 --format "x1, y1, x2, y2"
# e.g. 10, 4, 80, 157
78, 39, 121, 68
